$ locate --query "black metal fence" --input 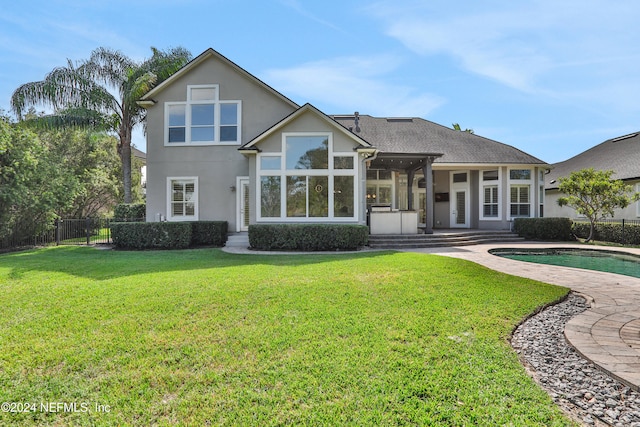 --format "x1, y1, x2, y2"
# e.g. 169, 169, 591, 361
0, 217, 144, 252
